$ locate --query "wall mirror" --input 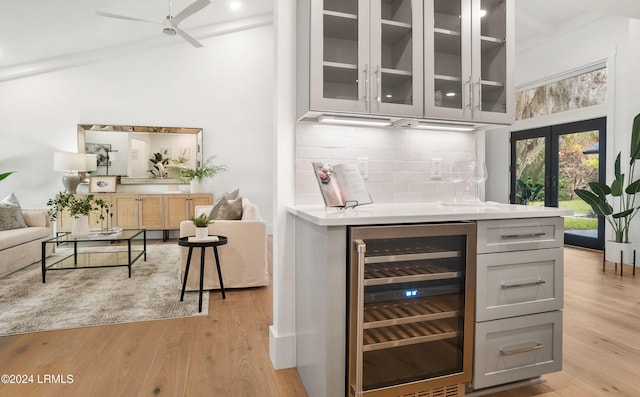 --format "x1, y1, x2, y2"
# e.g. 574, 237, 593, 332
77, 124, 202, 185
